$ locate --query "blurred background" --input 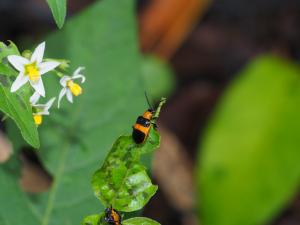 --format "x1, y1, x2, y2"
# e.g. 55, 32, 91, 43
1, 0, 300, 225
